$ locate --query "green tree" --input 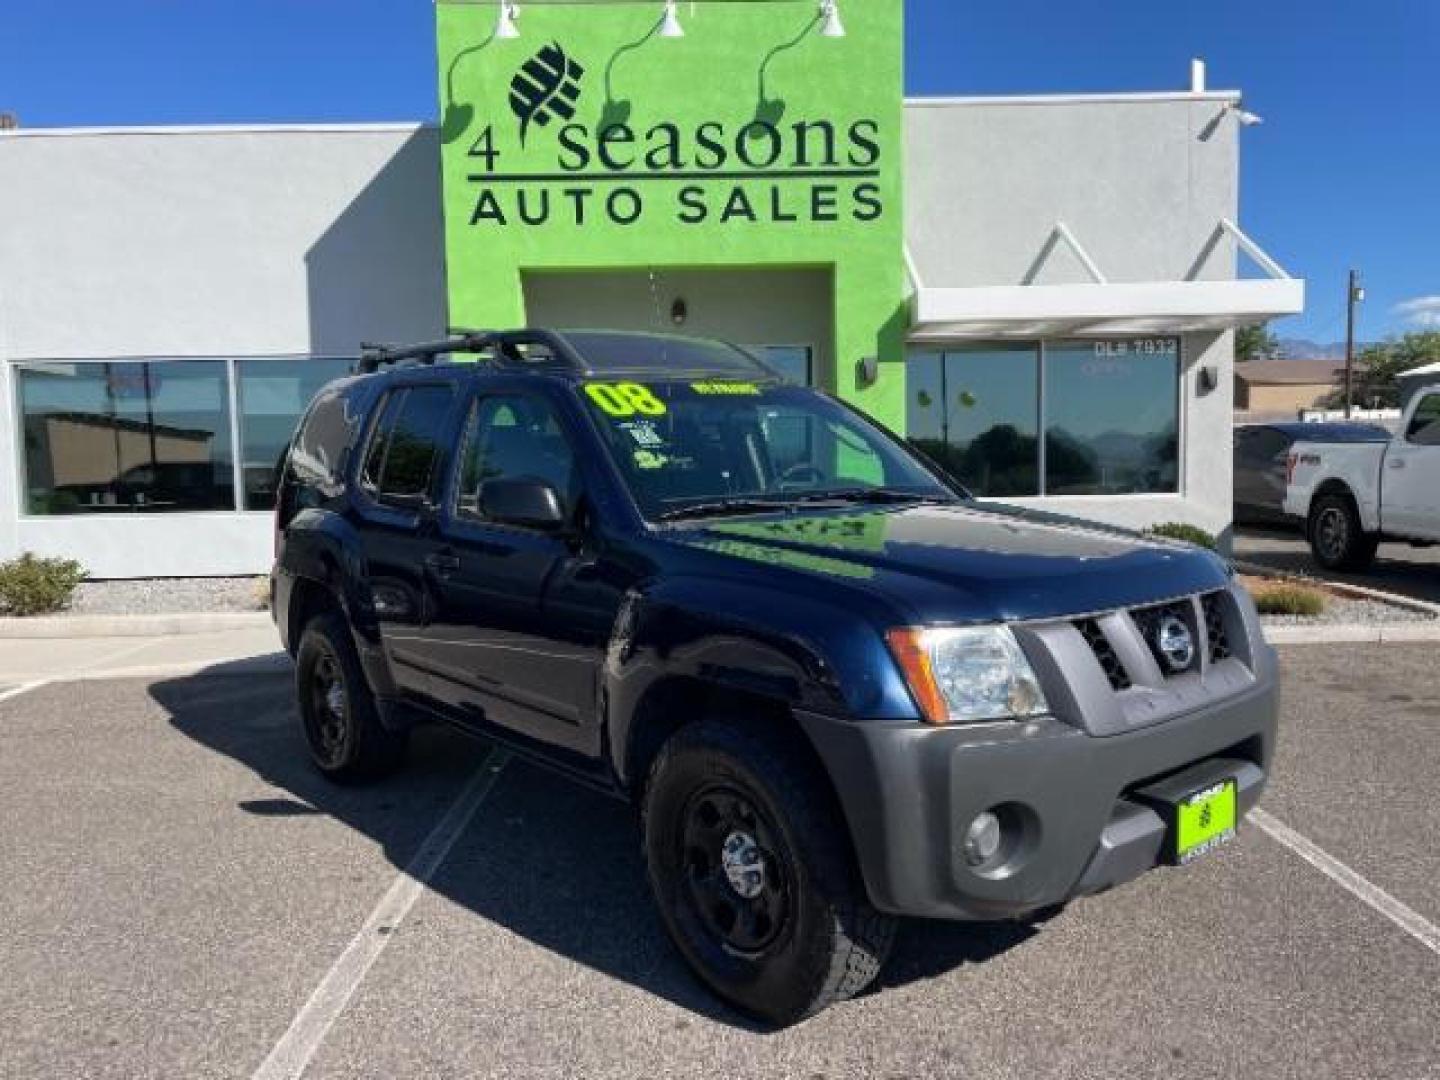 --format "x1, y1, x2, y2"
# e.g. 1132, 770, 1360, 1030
1338, 331, 1440, 407
1234, 323, 1280, 363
